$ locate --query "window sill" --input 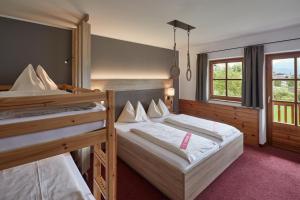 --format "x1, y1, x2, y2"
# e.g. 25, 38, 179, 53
208, 99, 242, 107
